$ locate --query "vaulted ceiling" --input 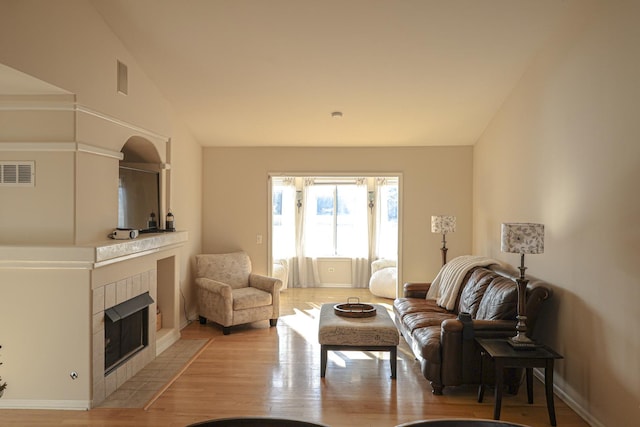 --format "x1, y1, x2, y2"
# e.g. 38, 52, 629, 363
18, 1, 577, 147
